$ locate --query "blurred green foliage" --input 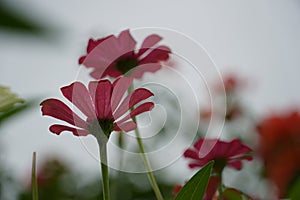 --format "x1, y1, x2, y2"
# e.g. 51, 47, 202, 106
17, 158, 175, 200
0, 1, 44, 34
